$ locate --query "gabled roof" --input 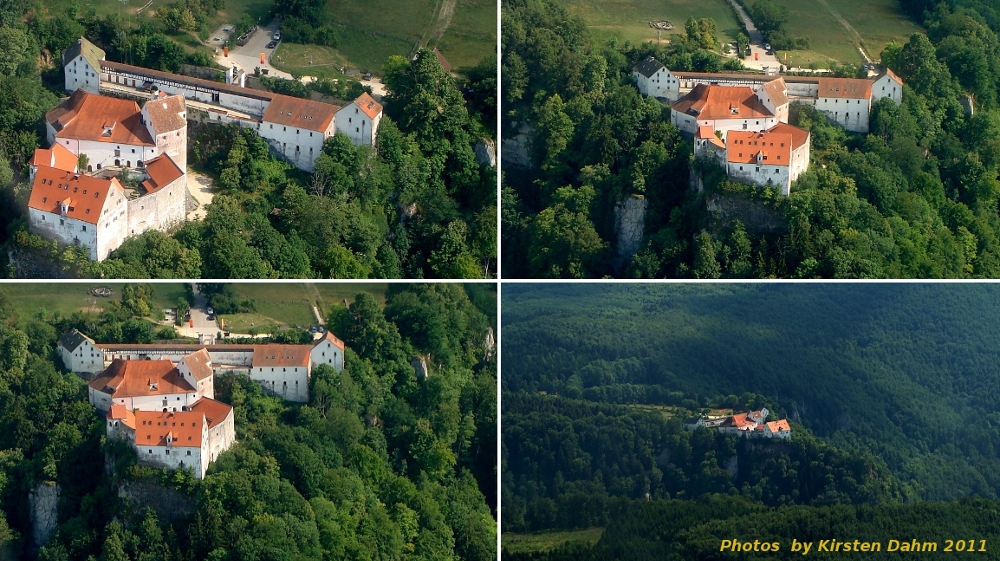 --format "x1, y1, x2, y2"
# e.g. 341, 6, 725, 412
346, 92, 383, 120
726, 129, 794, 166
252, 344, 311, 367
877, 67, 903, 85
815, 77, 872, 99
724, 412, 756, 429
634, 55, 665, 78
180, 348, 214, 381
58, 328, 94, 352
101, 60, 275, 103
88, 359, 196, 398
28, 167, 123, 225
29, 143, 78, 173
63, 37, 105, 71
766, 419, 791, 432
143, 94, 187, 134
262, 93, 339, 132
107, 404, 136, 429
187, 397, 233, 429
672, 84, 773, 121
140, 154, 184, 194
760, 77, 788, 107
46, 90, 155, 146
314, 330, 345, 350
696, 125, 725, 149
433, 48, 452, 73
134, 410, 205, 448
767, 122, 810, 150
